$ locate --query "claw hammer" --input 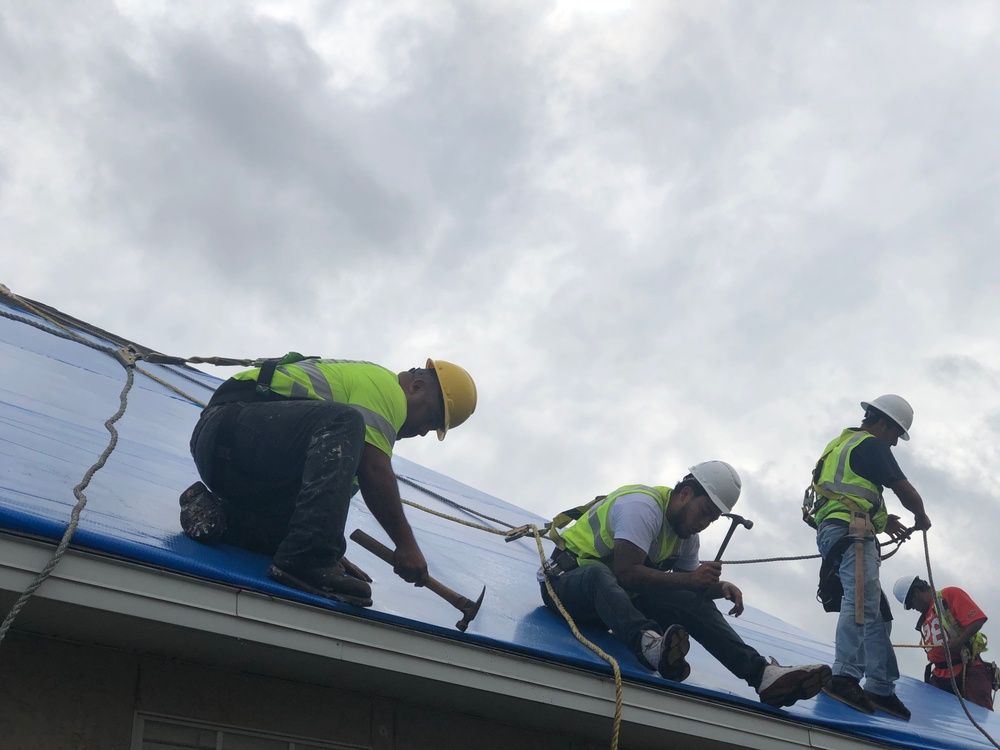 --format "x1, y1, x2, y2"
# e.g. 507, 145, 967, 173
350, 529, 486, 632
713, 513, 754, 561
